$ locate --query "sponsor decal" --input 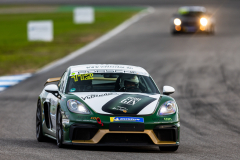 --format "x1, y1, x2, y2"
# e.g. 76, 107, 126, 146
77, 116, 91, 120
112, 106, 128, 113
152, 118, 172, 121
71, 73, 94, 82
62, 119, 69, 124
91, 117, 99, 120
152, 118, 164, 121
50, 99, 58, 106
77, 116, 99, 121
86, 65, 125, 69
70, 88, 76, 92
120, 97, 141, 106
164, 118, 172, 121
102, 94, 156, 114
81, 93, 119, 100
110, 117, 144, 122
